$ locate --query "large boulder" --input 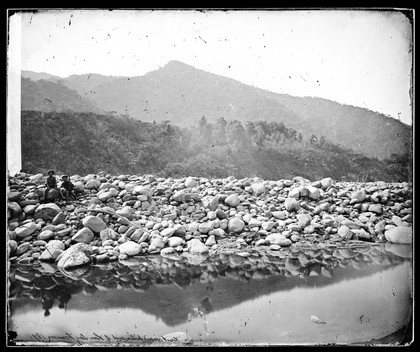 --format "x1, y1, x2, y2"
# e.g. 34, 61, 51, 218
340, 219, 361, 229
205, 235, 216, 246
216, 209, 228, 219
172, 190, 192, 203
307, 186, 321, 200
130, 228, 146, 241
16, 242, 31, 256
52, 212, 66, 225
173, 224, 186, 237
210, 228, 226, 237
124, 183, 136, 193
201, 195, 219, 211
187, 239, 209, 254
299, 186, 310, 197
8, 190, 22, 202
8, 240, 18, 256
118, 241, 141, 256
351, 190, 366, 203
248, 218, 262, 228
385, 226, 412, 244
160, 247, 175, 256
161, 227, 176, 237
288, 187, 300, 199
338, 225, 354, 240
132, 186, 153, 198
265, 233, 292, 246
297, 213, 312, 228
28, 173, 45, 185
85, 179, 101, 190
97, 187, 119, 202
251, 183, 266, 196
57, 243, 92, 270
368, 204, 383, 215
198, 222, 213, 234
72, 227, 94, 244
45, 188, 61, 201
38, 240, 65, 261
225, 193, 240, 207
149, 234, 165, 249
73, 181, 85, 193
272, 211, 287, 220
22, 204, 38, 216
184, 176, 197, 188
34, 203, 61, 221
37, 229, 55, 241
352, 229, 371, 241
320, 177, 333, 190
15, 222, 38, 239
167, 236, 185, 247
83, 174, 97, 182
82, 215, 106, 233
7, 202, 22, 218
262, 220, 276, 231
228, 217, 245, 233
100, 227, 118, 241
116, 206, 133, 220
284, 197, 300, 212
